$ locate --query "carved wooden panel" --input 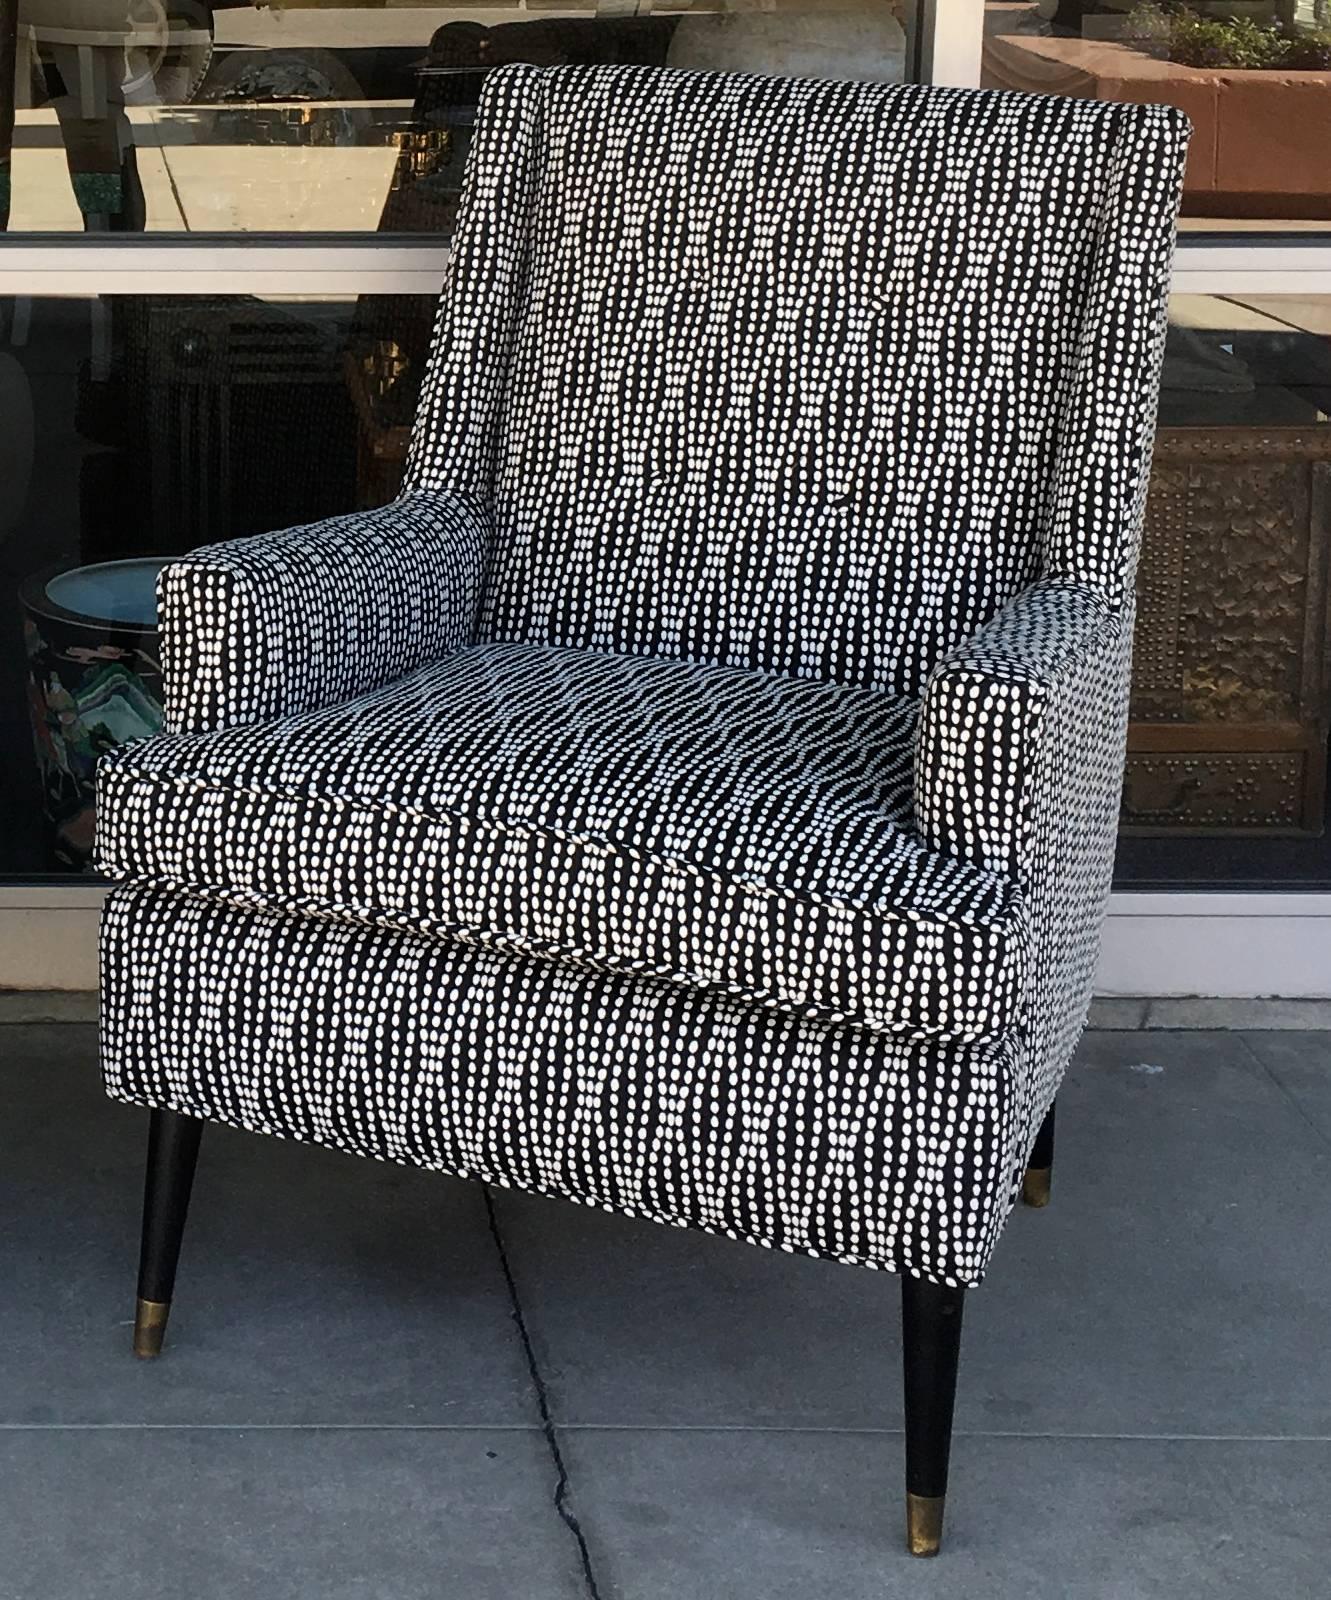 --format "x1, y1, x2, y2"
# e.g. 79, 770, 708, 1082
1123, 752, 1308, 832
1125, 428, 1331, 835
